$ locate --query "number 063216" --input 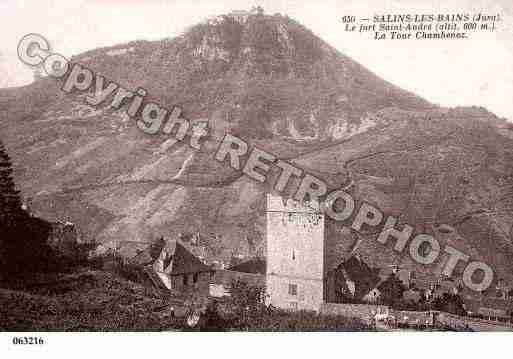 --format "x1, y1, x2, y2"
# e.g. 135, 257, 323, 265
11, 337, 45, 345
